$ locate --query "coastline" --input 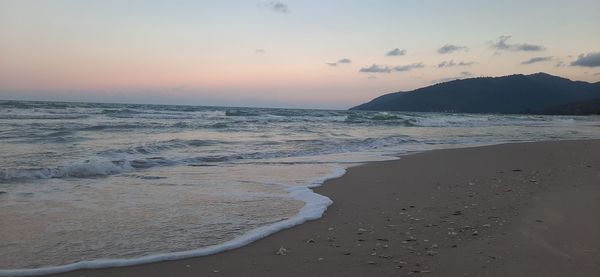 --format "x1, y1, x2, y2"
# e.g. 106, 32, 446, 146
33, 140, 600, 276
